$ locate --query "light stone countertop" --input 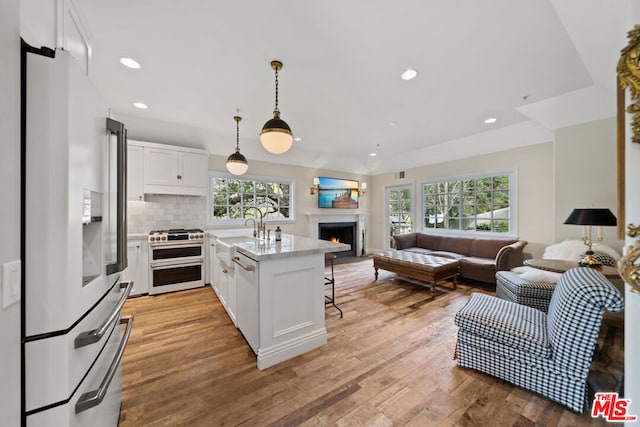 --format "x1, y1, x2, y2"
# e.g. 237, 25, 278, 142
206, 228, 255, 239
232, 233, 349, 262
